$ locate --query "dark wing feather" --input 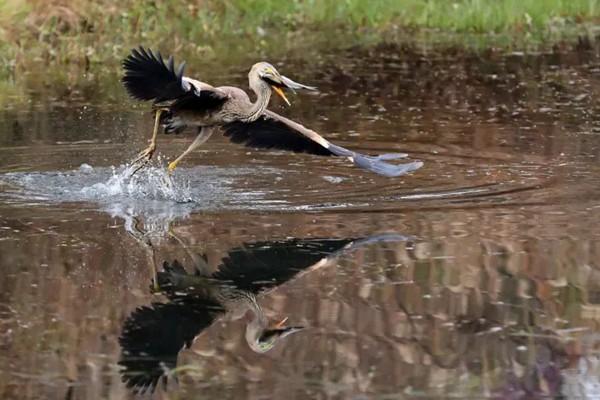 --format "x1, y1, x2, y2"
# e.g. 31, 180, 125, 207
222, 113, 333, 156
224, 110, 424, 178
212, 238, 354, 294
122, 47, 187, 102
119, 297, 223, 394
122, 46, 228, 112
